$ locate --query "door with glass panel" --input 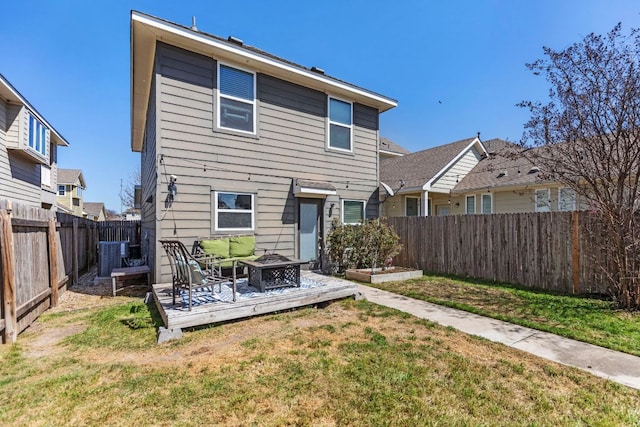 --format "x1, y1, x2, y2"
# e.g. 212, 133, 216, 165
299, 199, 322, 264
